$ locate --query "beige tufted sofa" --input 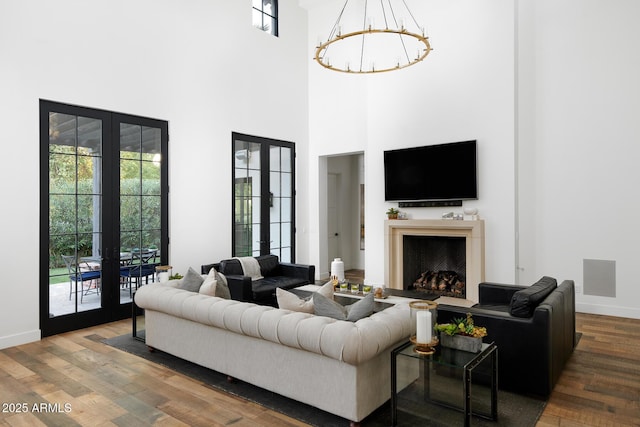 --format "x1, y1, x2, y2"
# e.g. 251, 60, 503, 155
134, 283, 415, 425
